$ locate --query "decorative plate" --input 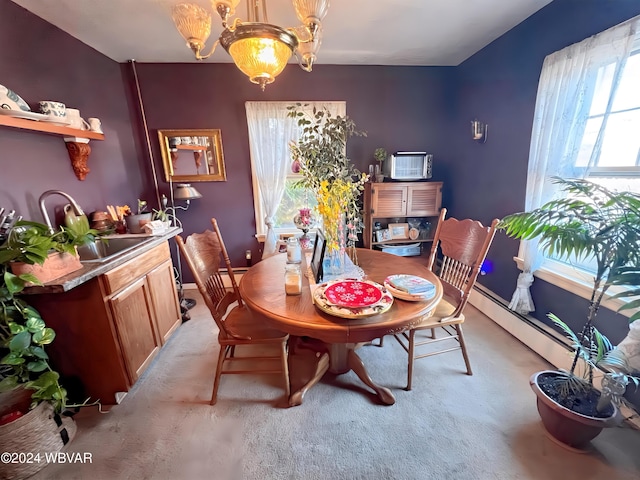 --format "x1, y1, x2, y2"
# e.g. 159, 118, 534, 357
0, 84, 31, 112
323, 280, 383, 308
0, 109, 47, 121
40, 115, 71, 126
313, 280, 394, 319
384, 281, 435, 302
384, 274, 436, 302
